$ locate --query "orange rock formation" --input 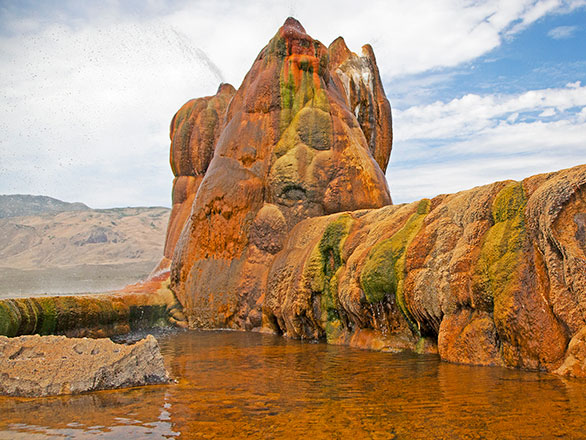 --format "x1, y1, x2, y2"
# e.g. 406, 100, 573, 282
168, 18, 393, 328
154, 18, 586, 377
264, 164, 586, 375
153, 83, 236, 274
5, 19, 580, 380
